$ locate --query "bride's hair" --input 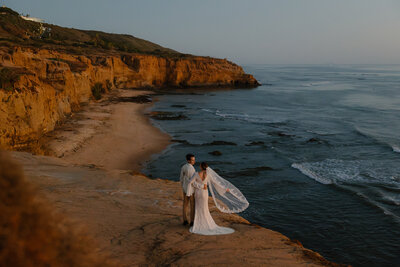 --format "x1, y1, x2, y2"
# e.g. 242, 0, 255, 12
200, 162, 208, 170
